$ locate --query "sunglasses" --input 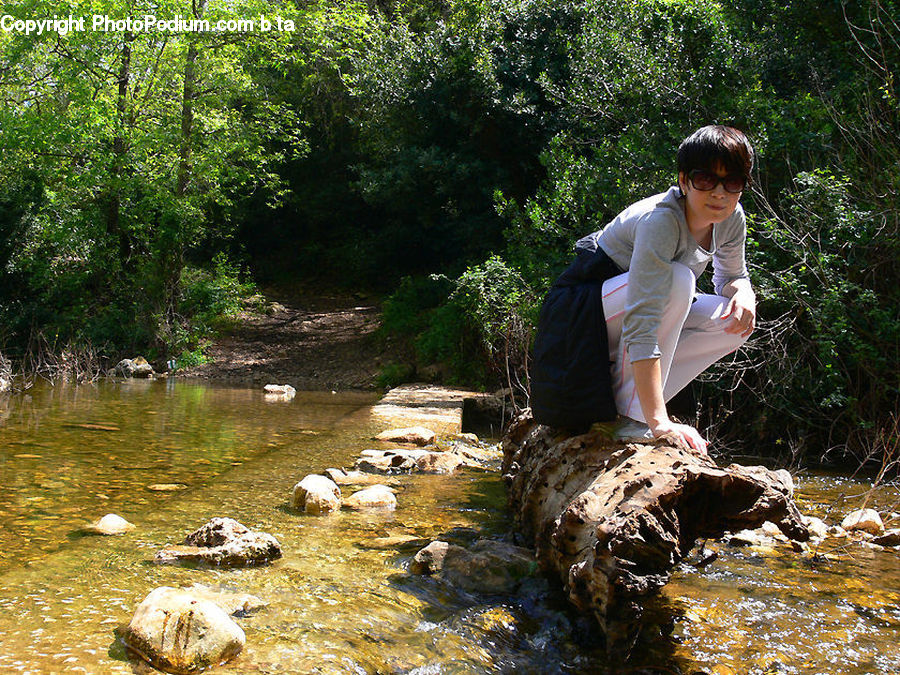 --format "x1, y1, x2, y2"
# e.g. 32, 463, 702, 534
687, 169, 747, 193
